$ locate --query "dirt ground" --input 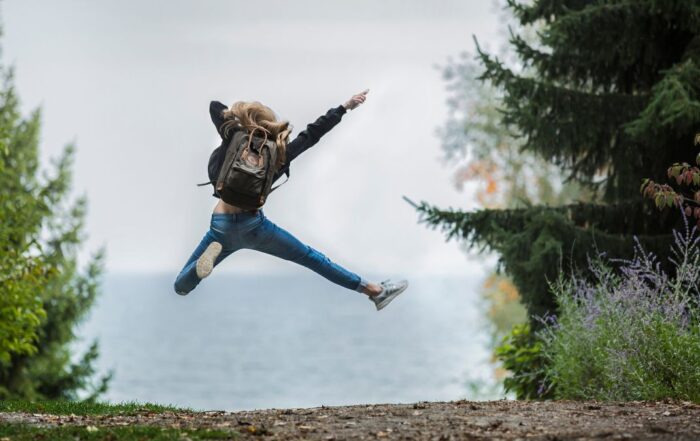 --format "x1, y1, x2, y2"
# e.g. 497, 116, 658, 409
2, 399, 700, 440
